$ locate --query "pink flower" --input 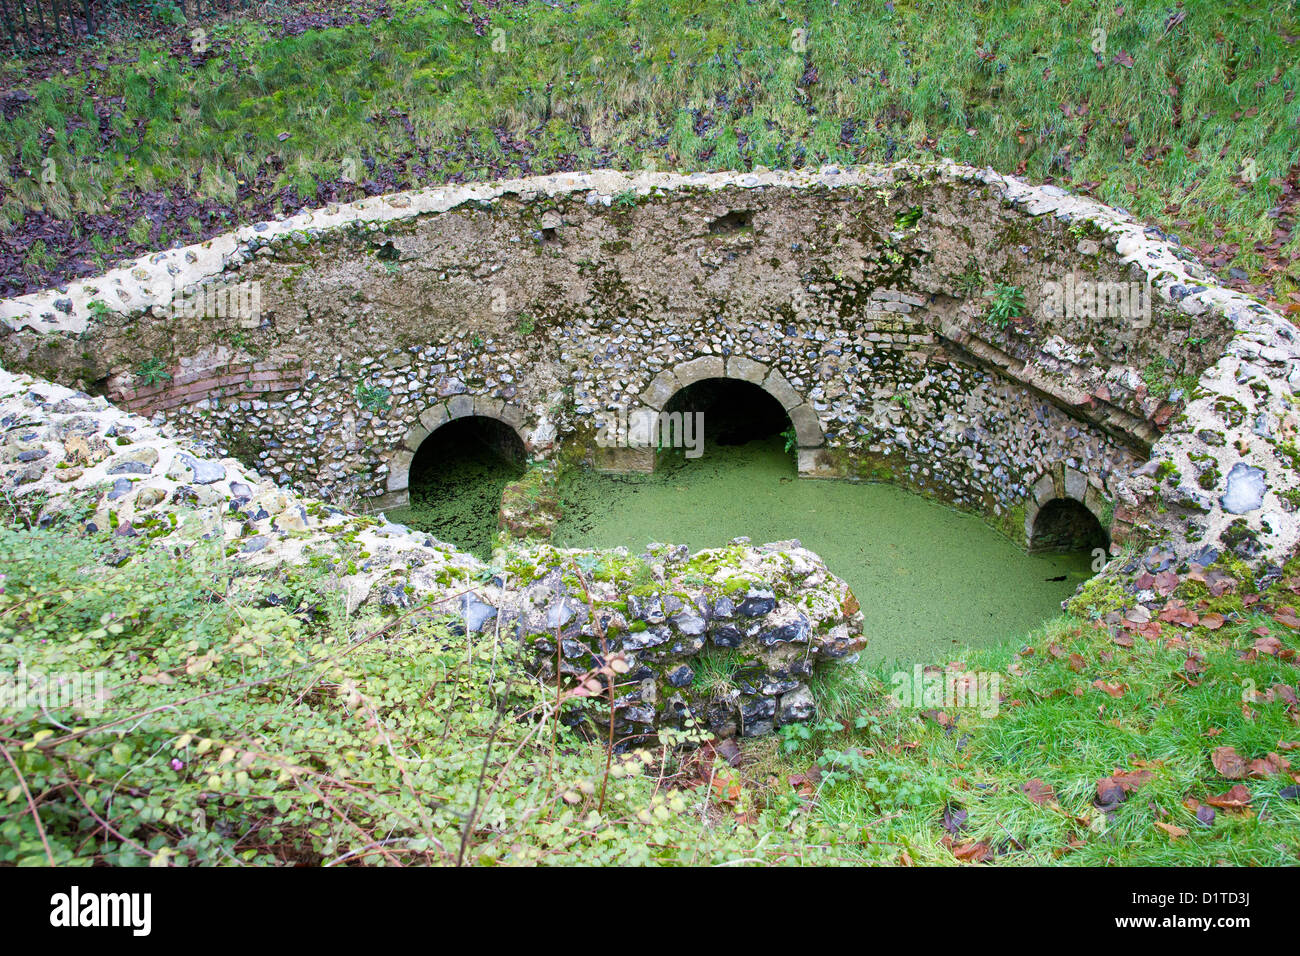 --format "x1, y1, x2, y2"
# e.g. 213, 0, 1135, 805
170, 758, 184, 772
